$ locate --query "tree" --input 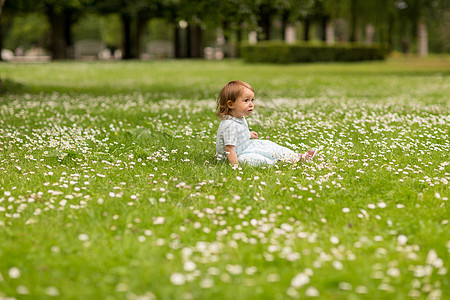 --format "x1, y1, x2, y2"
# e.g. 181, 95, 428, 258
0, 0, 35, 60
214, 0, 257, 55
44, 2, 80, 59
0, 0, 5, 60
256, 1, 274, 41
250, 0, 292, 41
0, 0, 5, 16
0, 0, 90, 60
275, 0, 311, 42
0, 0, 4, 61
405, 0, 448, 56
163, 0, 223, 58
174, 0, 211, 58
0, 0, 19, 60
321, 0, 351, 44
92, 0, 162, 59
